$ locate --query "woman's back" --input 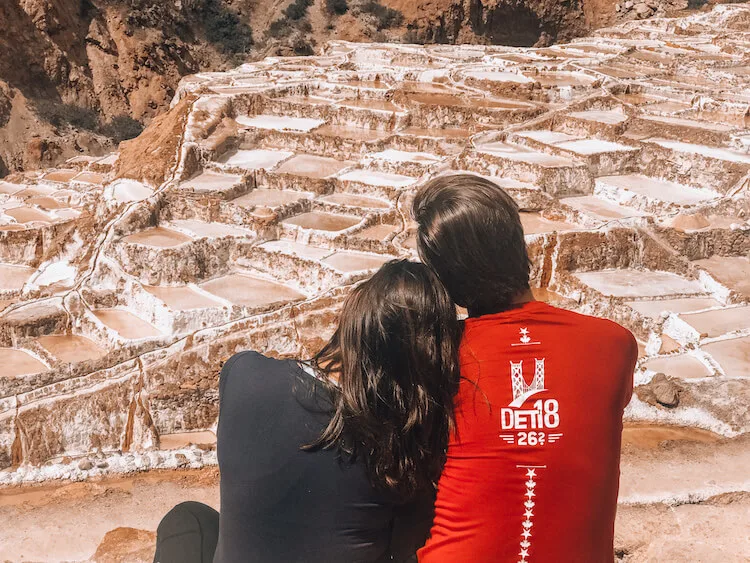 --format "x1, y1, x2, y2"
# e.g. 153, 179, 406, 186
213, 351, 434, 563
